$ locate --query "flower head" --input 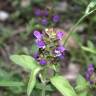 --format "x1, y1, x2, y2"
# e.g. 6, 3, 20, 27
33, 28, 66, 66
53, 15, 60, 23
